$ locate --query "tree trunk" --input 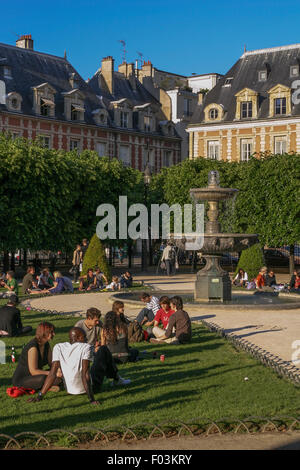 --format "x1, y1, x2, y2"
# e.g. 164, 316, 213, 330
3, 250, 9, 272
10, 252, 15, 271
289, 244, 295, 276
23, 249, 27, 268
127, 242, 132, 269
